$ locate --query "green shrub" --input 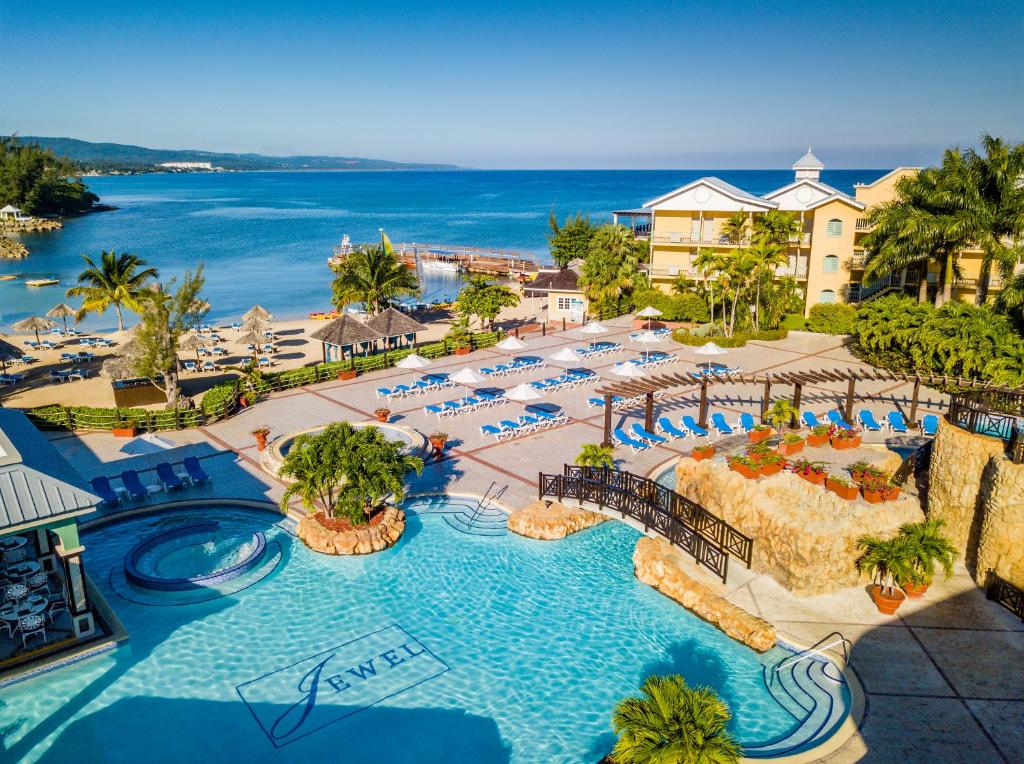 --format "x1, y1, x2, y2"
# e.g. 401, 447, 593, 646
671, 328, 788, 348
24, 404, 202, 432
631, 288, 709, 323
806, 303, 857, 334
201, 382, 237, 418
780, 313, 808, 331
